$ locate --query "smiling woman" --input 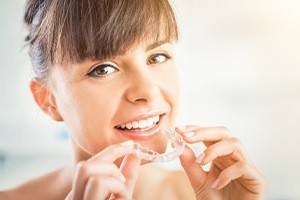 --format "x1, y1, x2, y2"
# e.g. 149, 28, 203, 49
0, 0, 266, 199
